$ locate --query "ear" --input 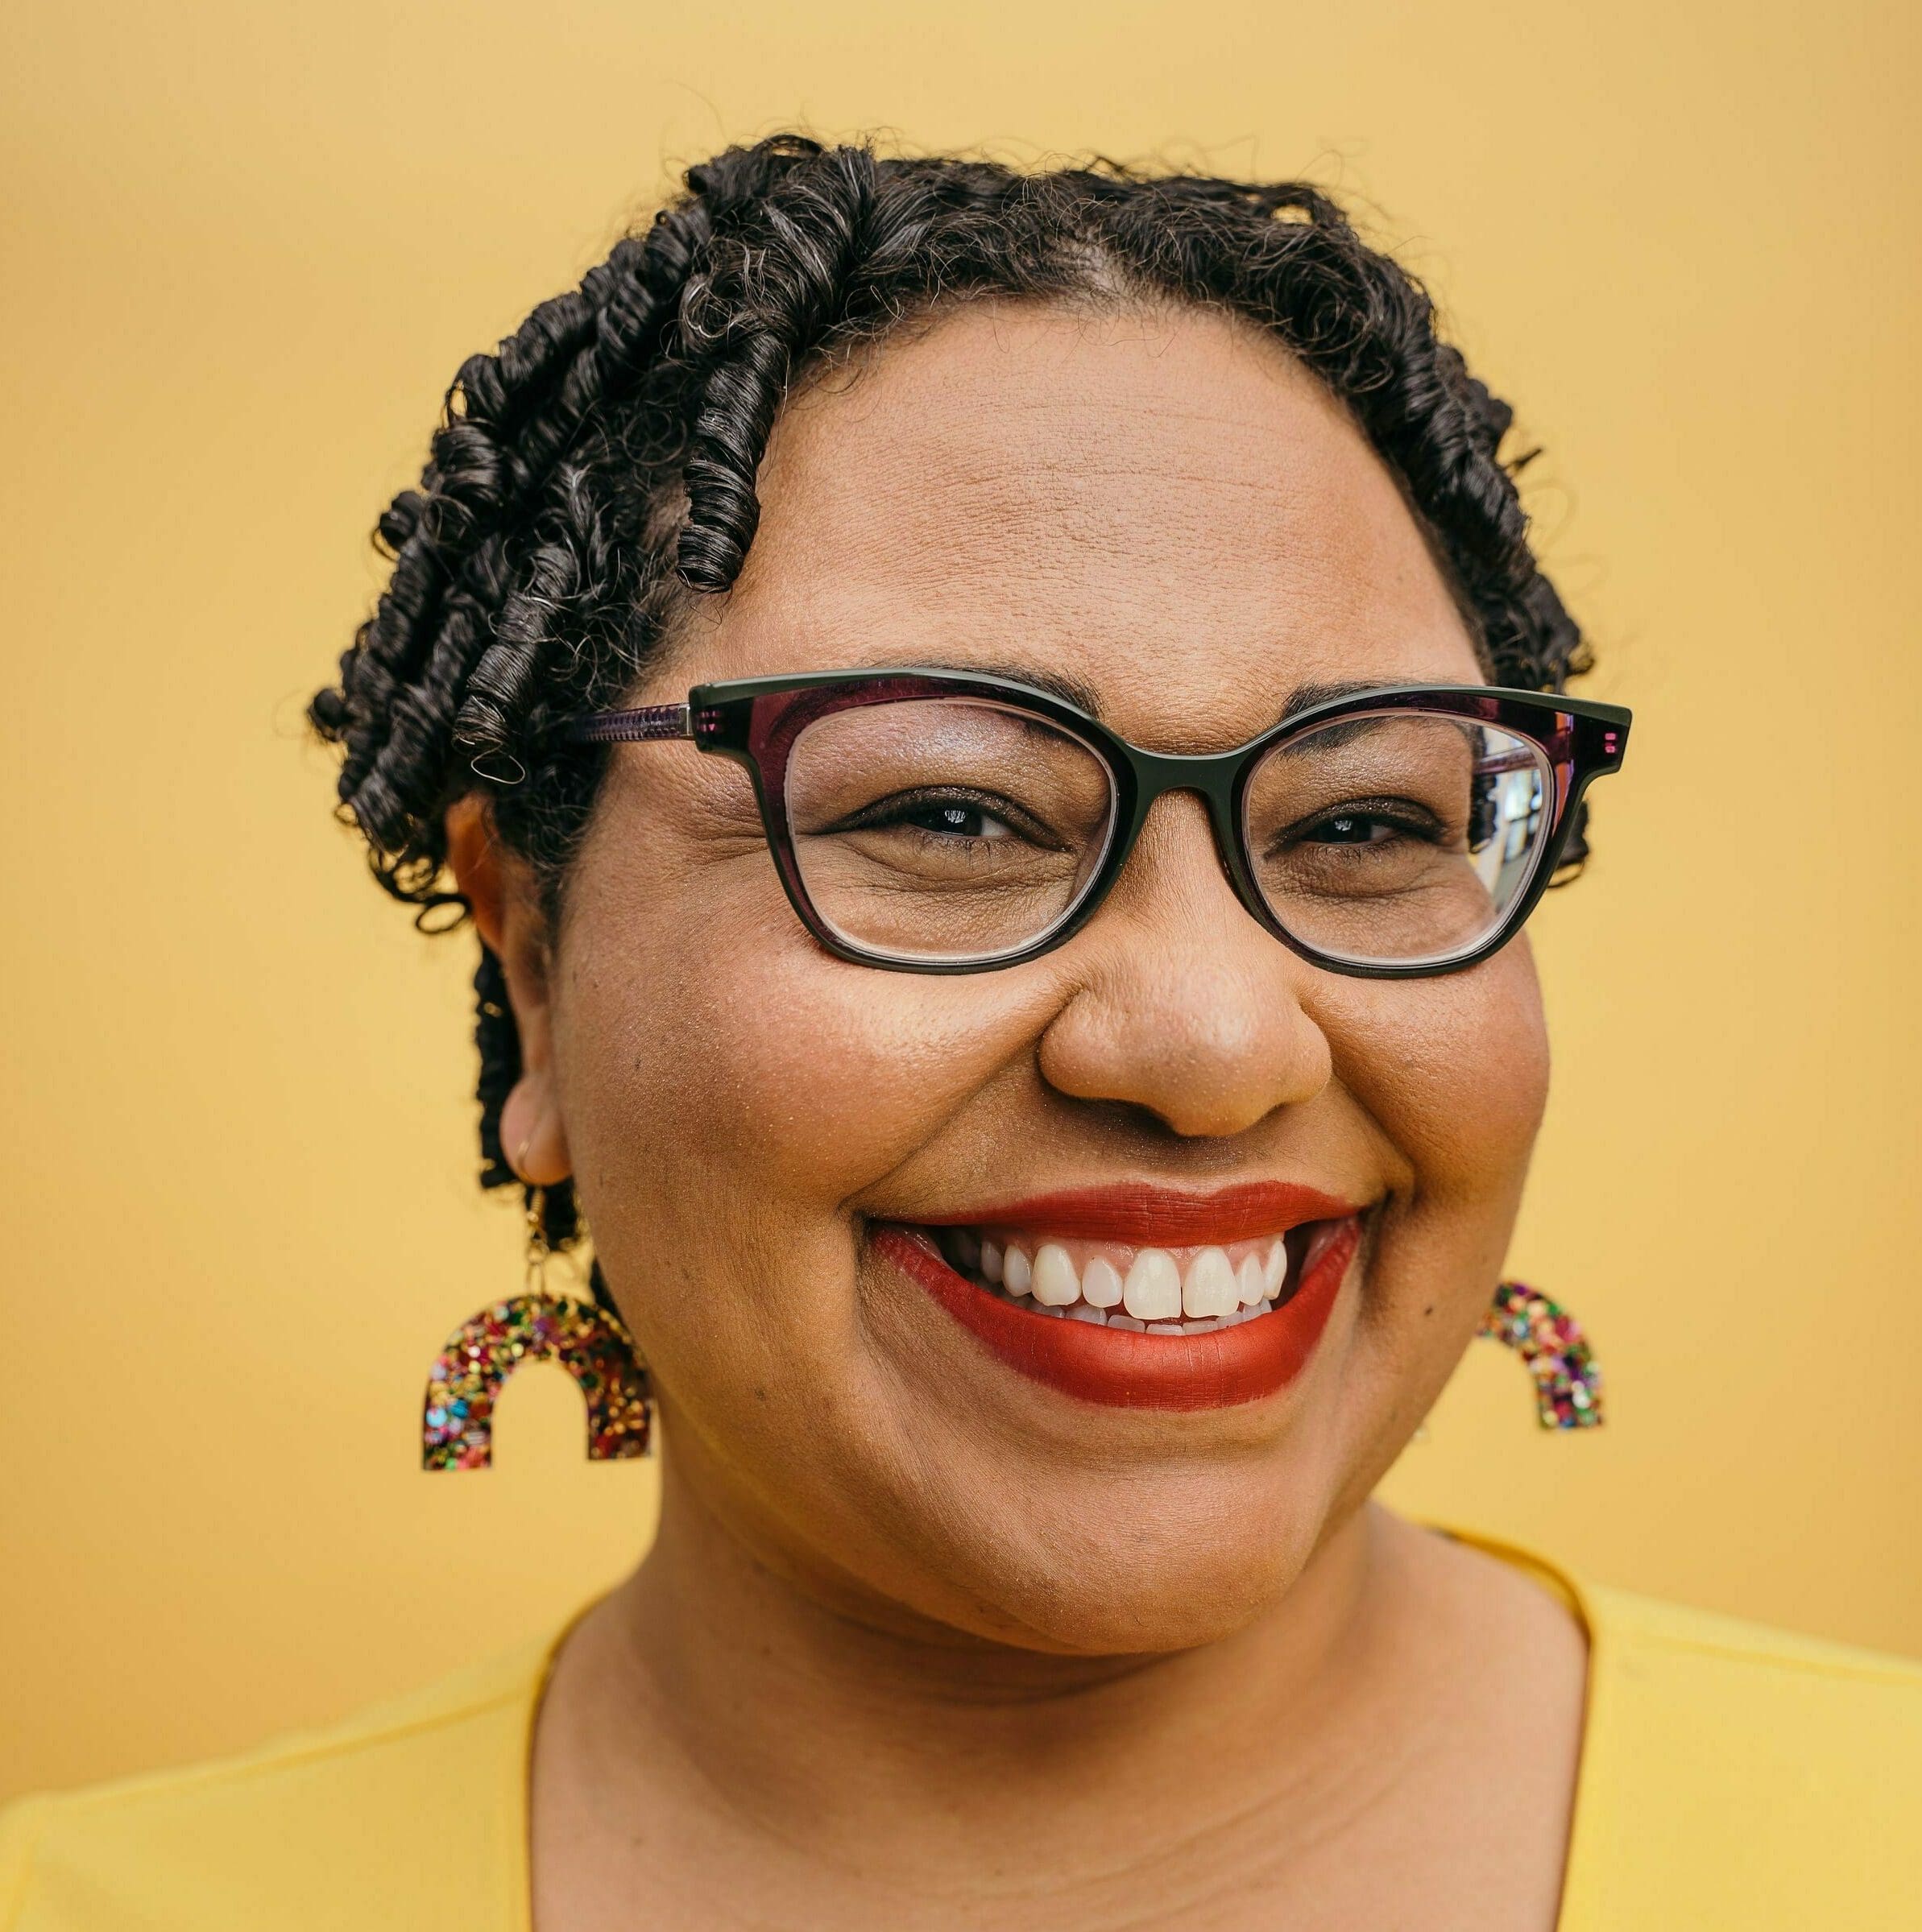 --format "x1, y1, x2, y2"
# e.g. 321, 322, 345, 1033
445, 796, 572, 1187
